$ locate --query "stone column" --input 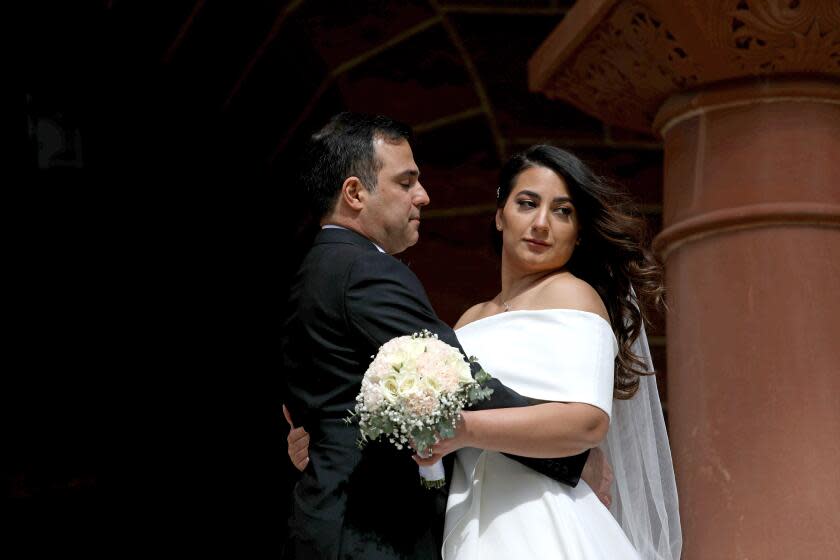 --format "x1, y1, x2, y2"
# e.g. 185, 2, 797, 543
653, 78, 840, 559
529, 1, 840, 557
